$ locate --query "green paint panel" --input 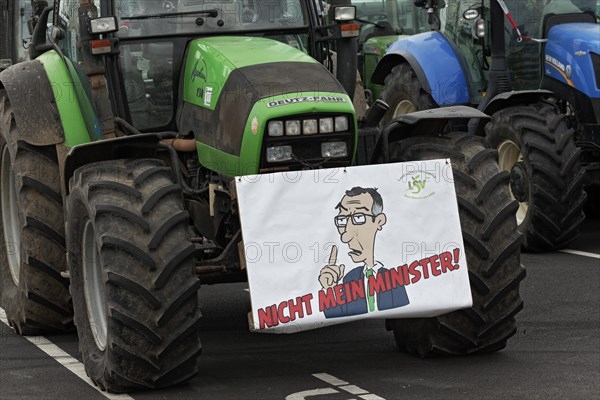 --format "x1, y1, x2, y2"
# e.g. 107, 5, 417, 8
197, 91, 357, 177
37, 51, 96, 148
183, 37, 318, 110
363, 35, 409, 100
200, 37, 317, 68
363, 35, 403, 57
